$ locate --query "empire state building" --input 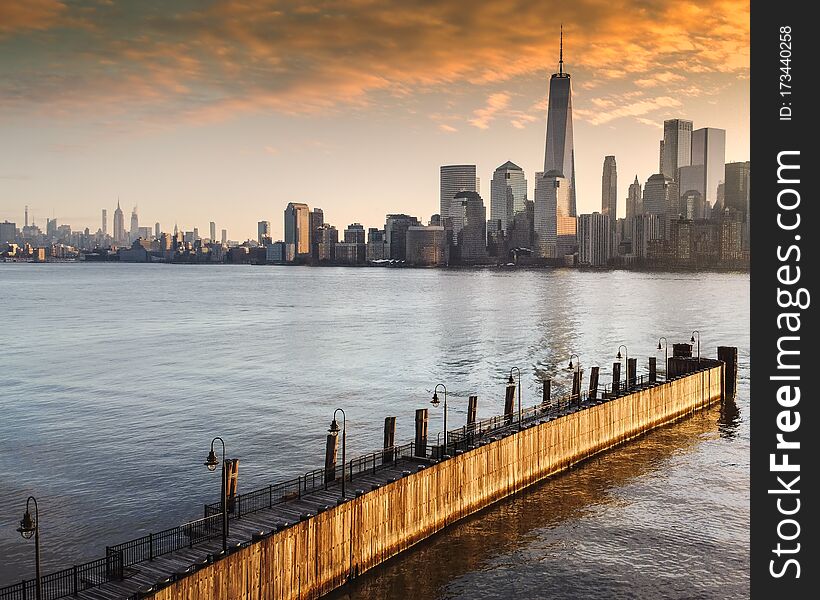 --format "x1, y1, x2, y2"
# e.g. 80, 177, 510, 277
543, 26, 577, 216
